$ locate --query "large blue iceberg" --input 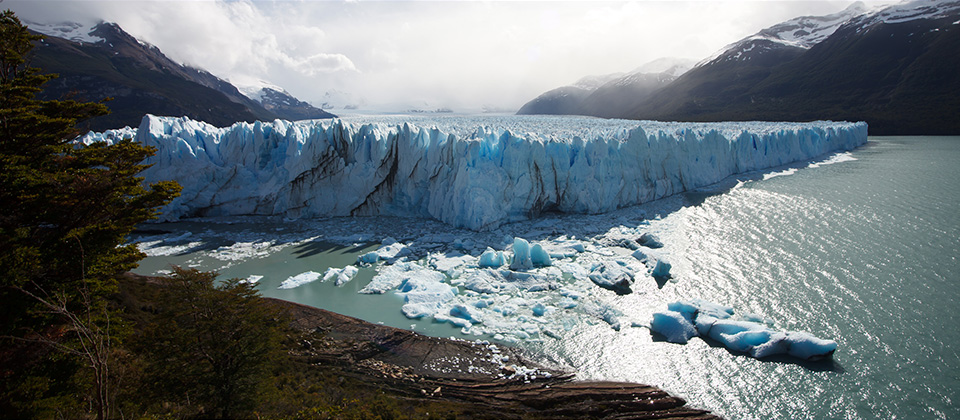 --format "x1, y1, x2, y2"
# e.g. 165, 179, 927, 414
84, 115, 867, 230
650, 299, 838, 360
